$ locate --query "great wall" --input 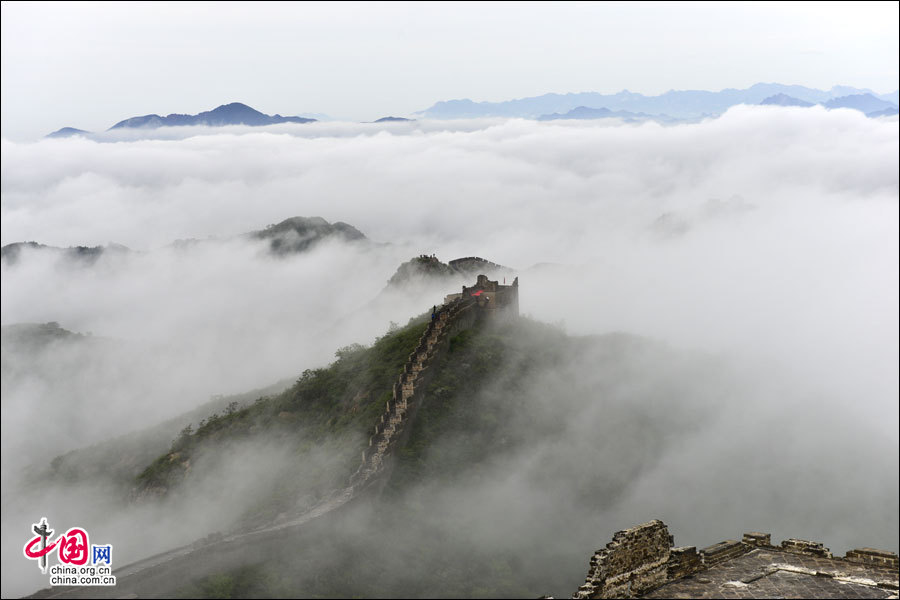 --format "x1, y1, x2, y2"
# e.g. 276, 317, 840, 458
27, 274, 520, 599
29, 272, 899, 599
349, 296, 470, 486
572, 519, 899, 599
350, 274, 519, 490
